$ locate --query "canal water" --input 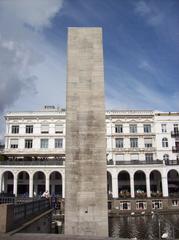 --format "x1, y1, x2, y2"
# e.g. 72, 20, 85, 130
109, 214, 179, 239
